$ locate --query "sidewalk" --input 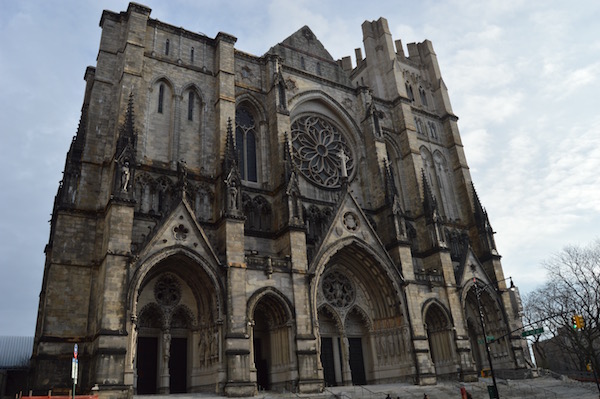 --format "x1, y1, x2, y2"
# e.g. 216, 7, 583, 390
135, 376, 600, 399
